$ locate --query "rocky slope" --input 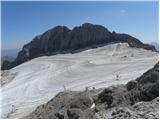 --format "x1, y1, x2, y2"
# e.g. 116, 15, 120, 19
0, 70, 17, 86
1, 56, 15, 70
2, 23, 156, 70
25, 62, 159, 119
